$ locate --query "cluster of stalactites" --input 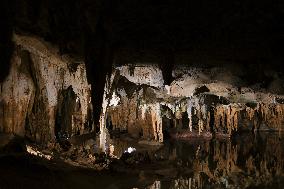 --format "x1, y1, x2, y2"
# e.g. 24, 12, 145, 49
107, 84, 284, 142
141, 103, 163, 142
160, 98, 212, 135
180, 99, 284, 135
107, 87, 164, 142
185, 98, 211, 135
214, 105, 239, 135
245, 103, 284, 131
143, 98, 284, 139
214, 102, 284, 134
169, 98, 211, 135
